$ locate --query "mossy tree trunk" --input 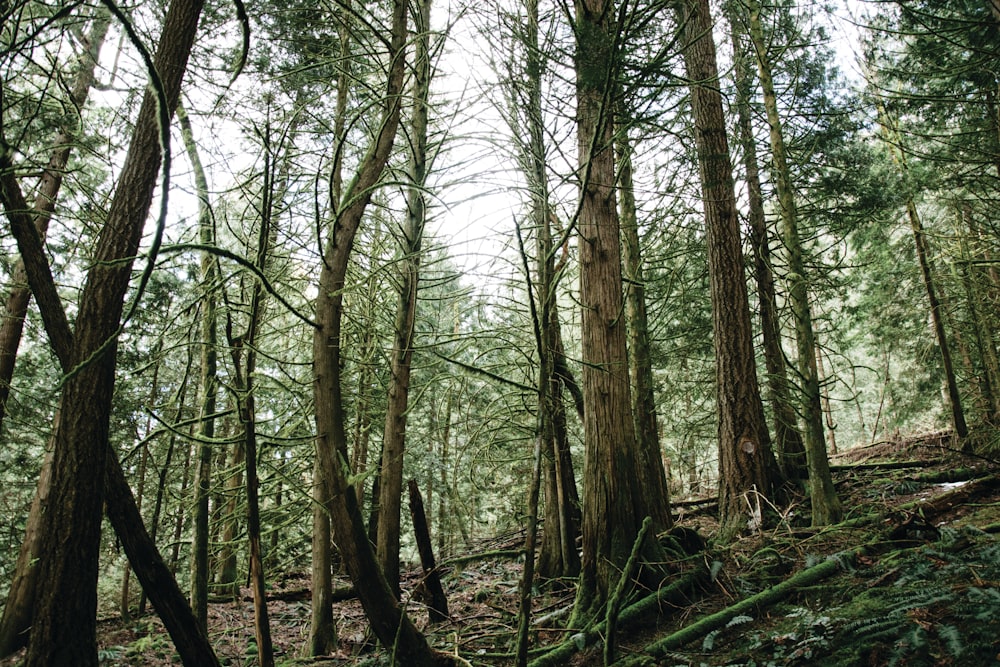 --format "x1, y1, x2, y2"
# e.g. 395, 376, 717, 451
745, 0, 840, 525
